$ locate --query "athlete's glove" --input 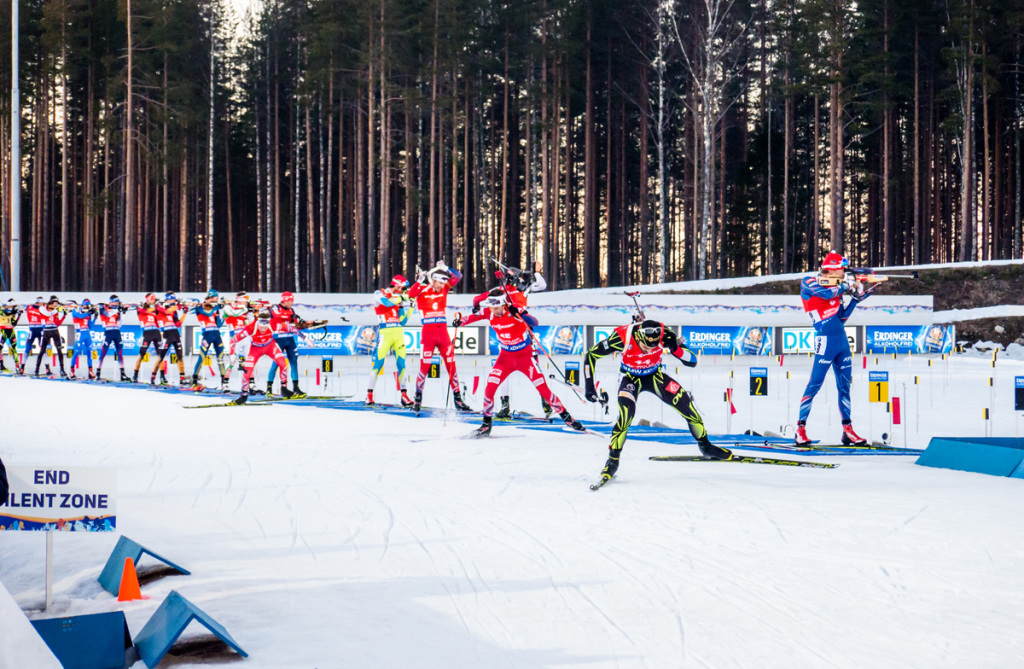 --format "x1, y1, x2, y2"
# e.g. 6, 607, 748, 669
471, 302, 481, 315
585, 379, 599, 403
452, 313, 463, 328
507, 304, 520, 317
852, 285, 876, 302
